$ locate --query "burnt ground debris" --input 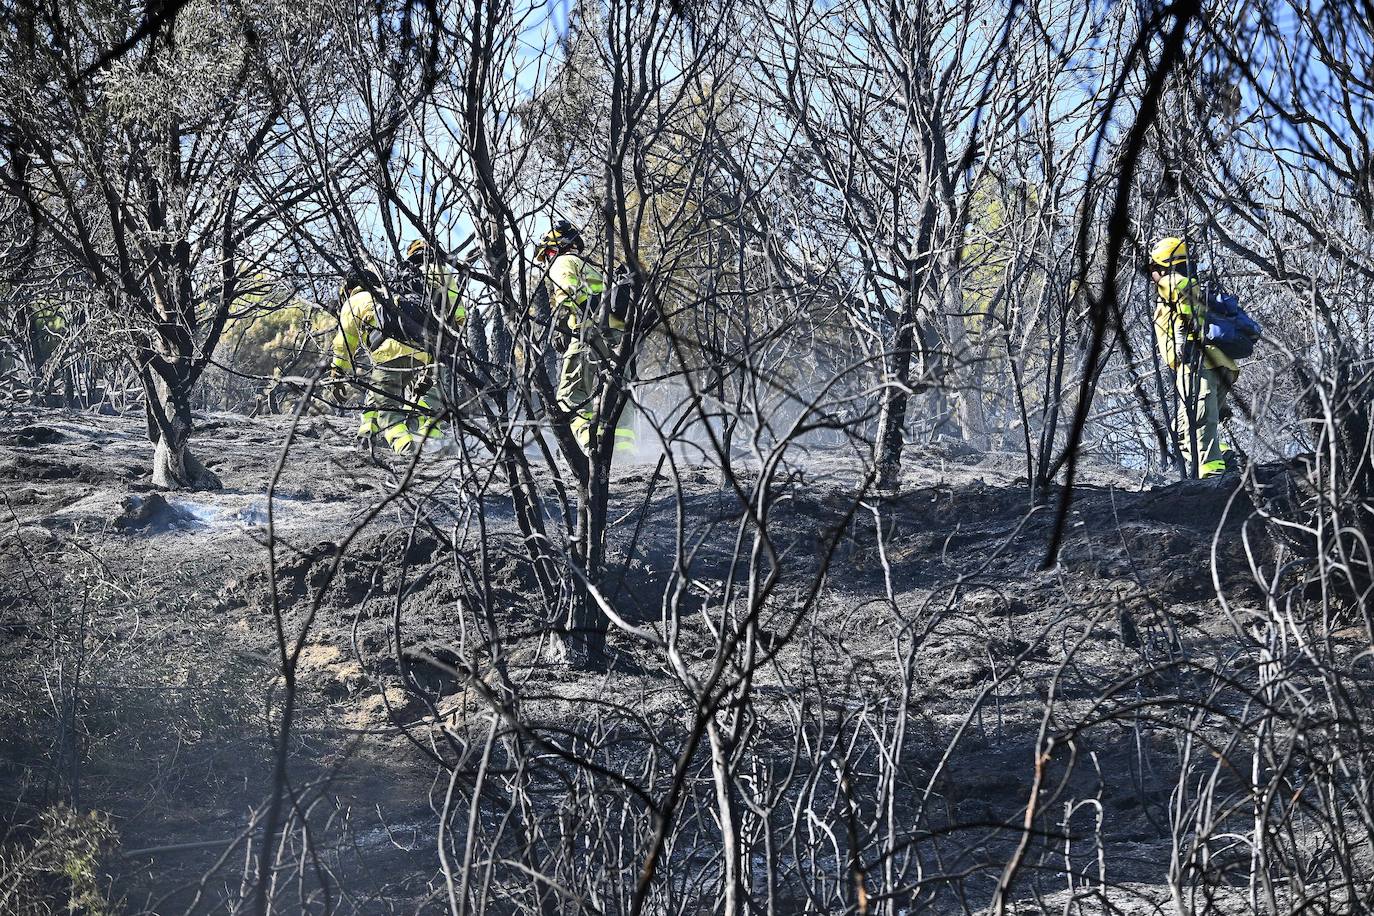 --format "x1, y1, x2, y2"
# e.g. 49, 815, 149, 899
0, 406, 1364, 913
